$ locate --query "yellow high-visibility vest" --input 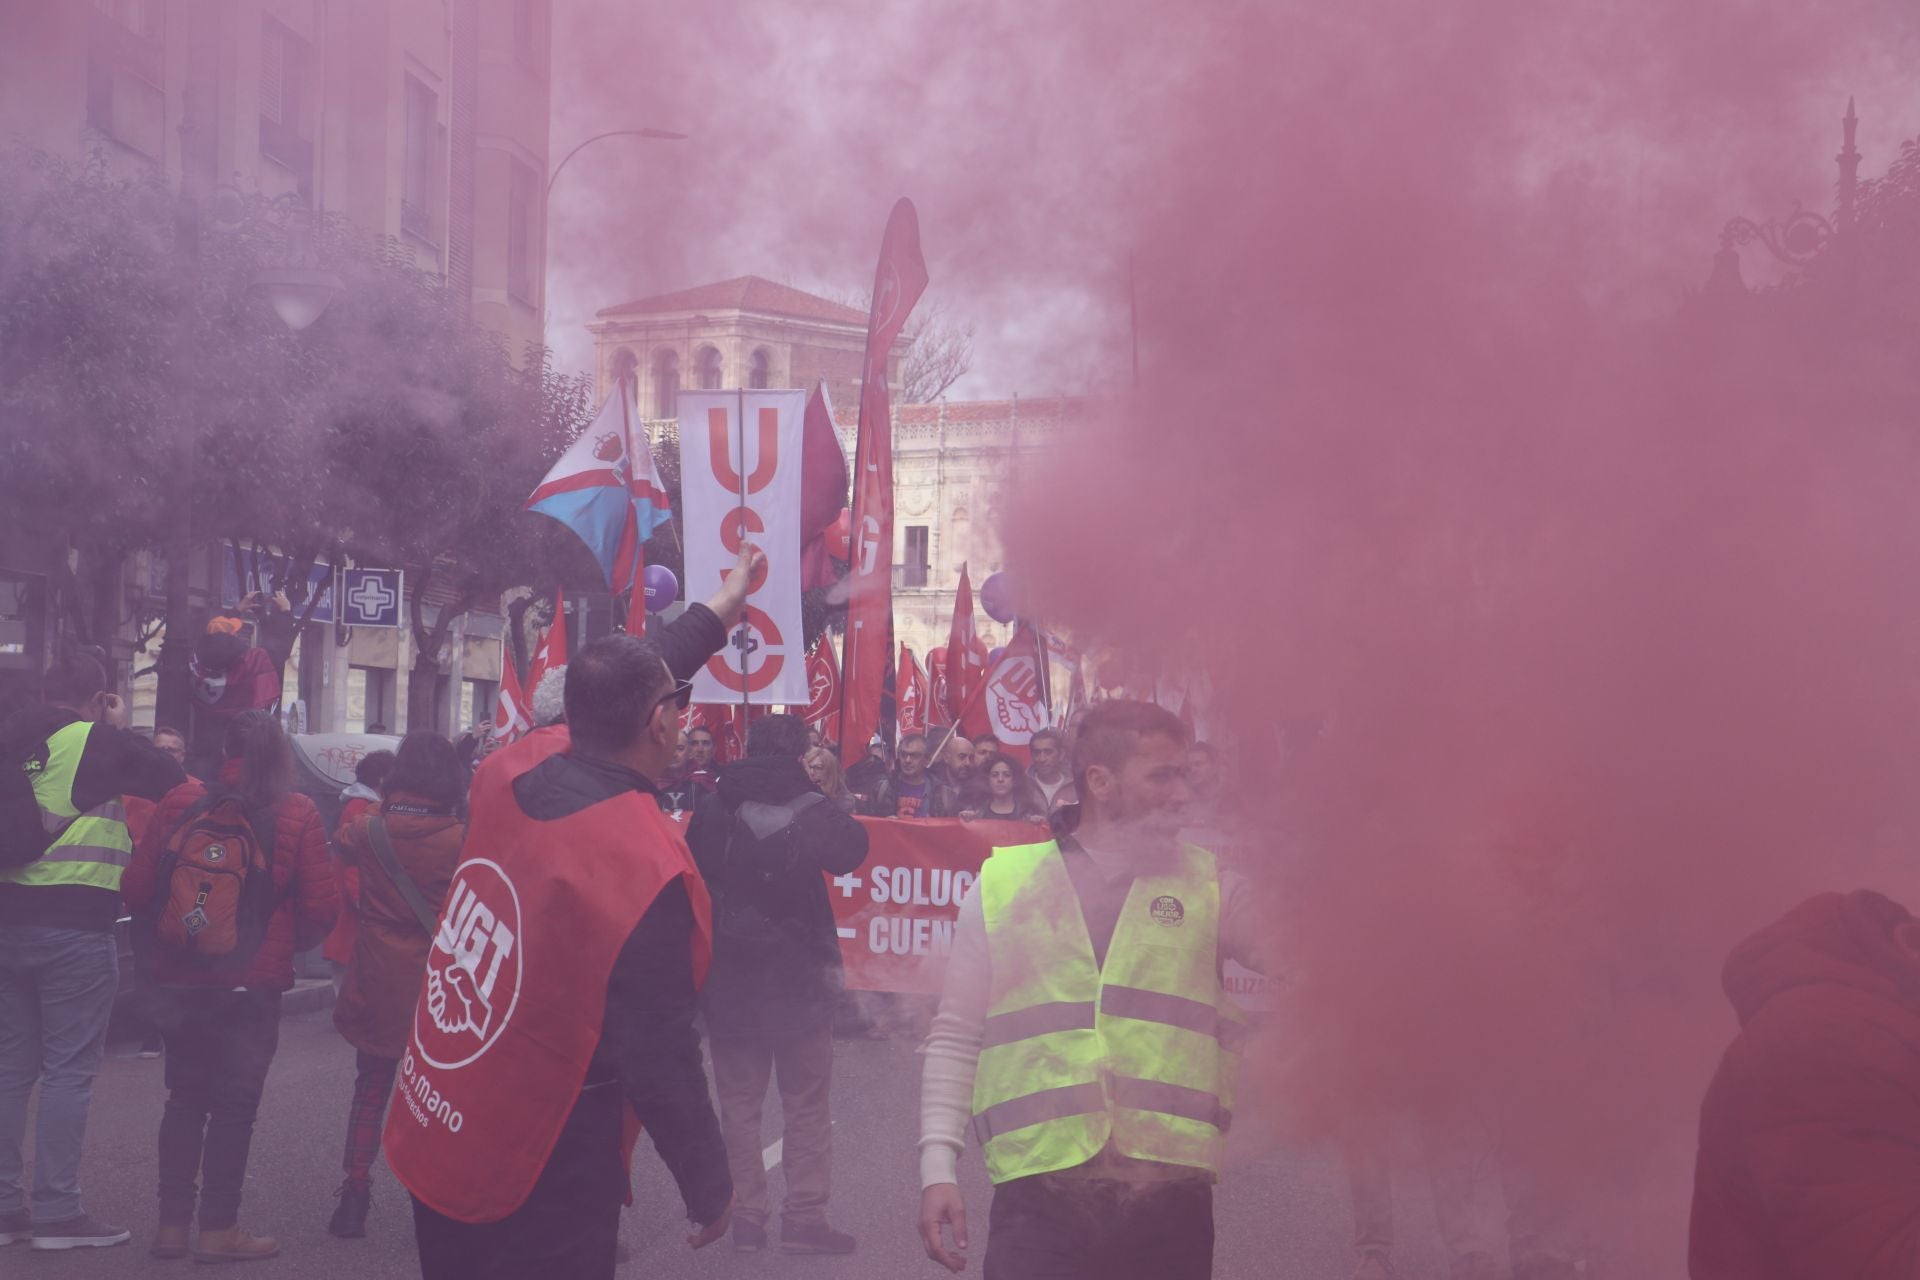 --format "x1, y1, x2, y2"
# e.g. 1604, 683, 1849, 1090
0, 720, 133, 893
970, 839, 1246, 1184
